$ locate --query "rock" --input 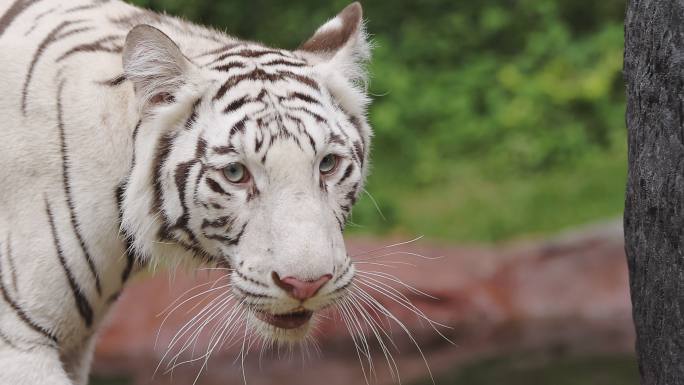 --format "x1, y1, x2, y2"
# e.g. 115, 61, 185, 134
93, 220, 634, 384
